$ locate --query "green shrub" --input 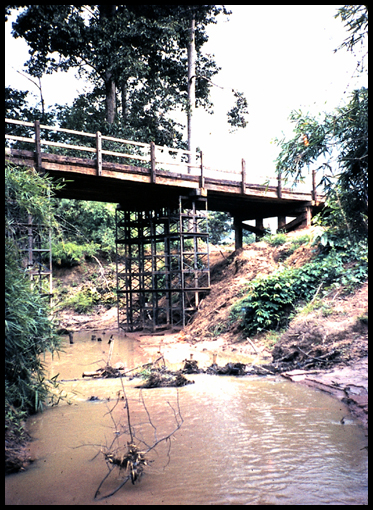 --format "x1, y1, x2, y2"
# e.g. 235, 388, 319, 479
230, 241, 368, 336
262, 232, 288, 246
5, 163, 62, 422
61, 286, 101, 313
52, 241, 99, 267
